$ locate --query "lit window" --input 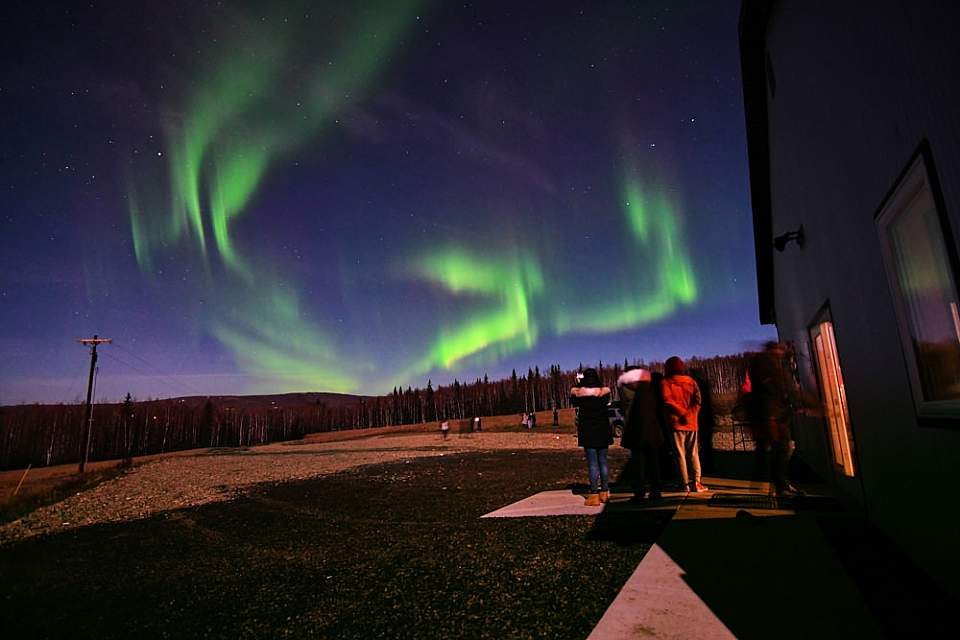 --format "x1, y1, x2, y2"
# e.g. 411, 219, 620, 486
877, 147, 960, 420
810, 315, 855, 476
